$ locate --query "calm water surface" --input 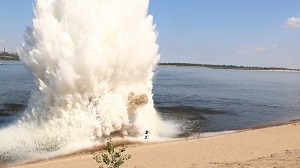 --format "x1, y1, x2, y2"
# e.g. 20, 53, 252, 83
1, 62, 300, 133
153, 66, 300, 132
0, 61, 34, 127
